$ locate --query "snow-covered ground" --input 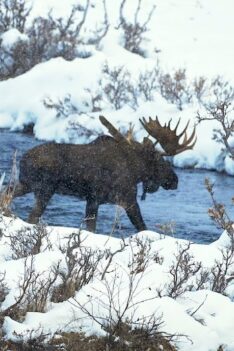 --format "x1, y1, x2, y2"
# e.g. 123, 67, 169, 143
0, 215, 233, 351
0, 1, 234, 349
